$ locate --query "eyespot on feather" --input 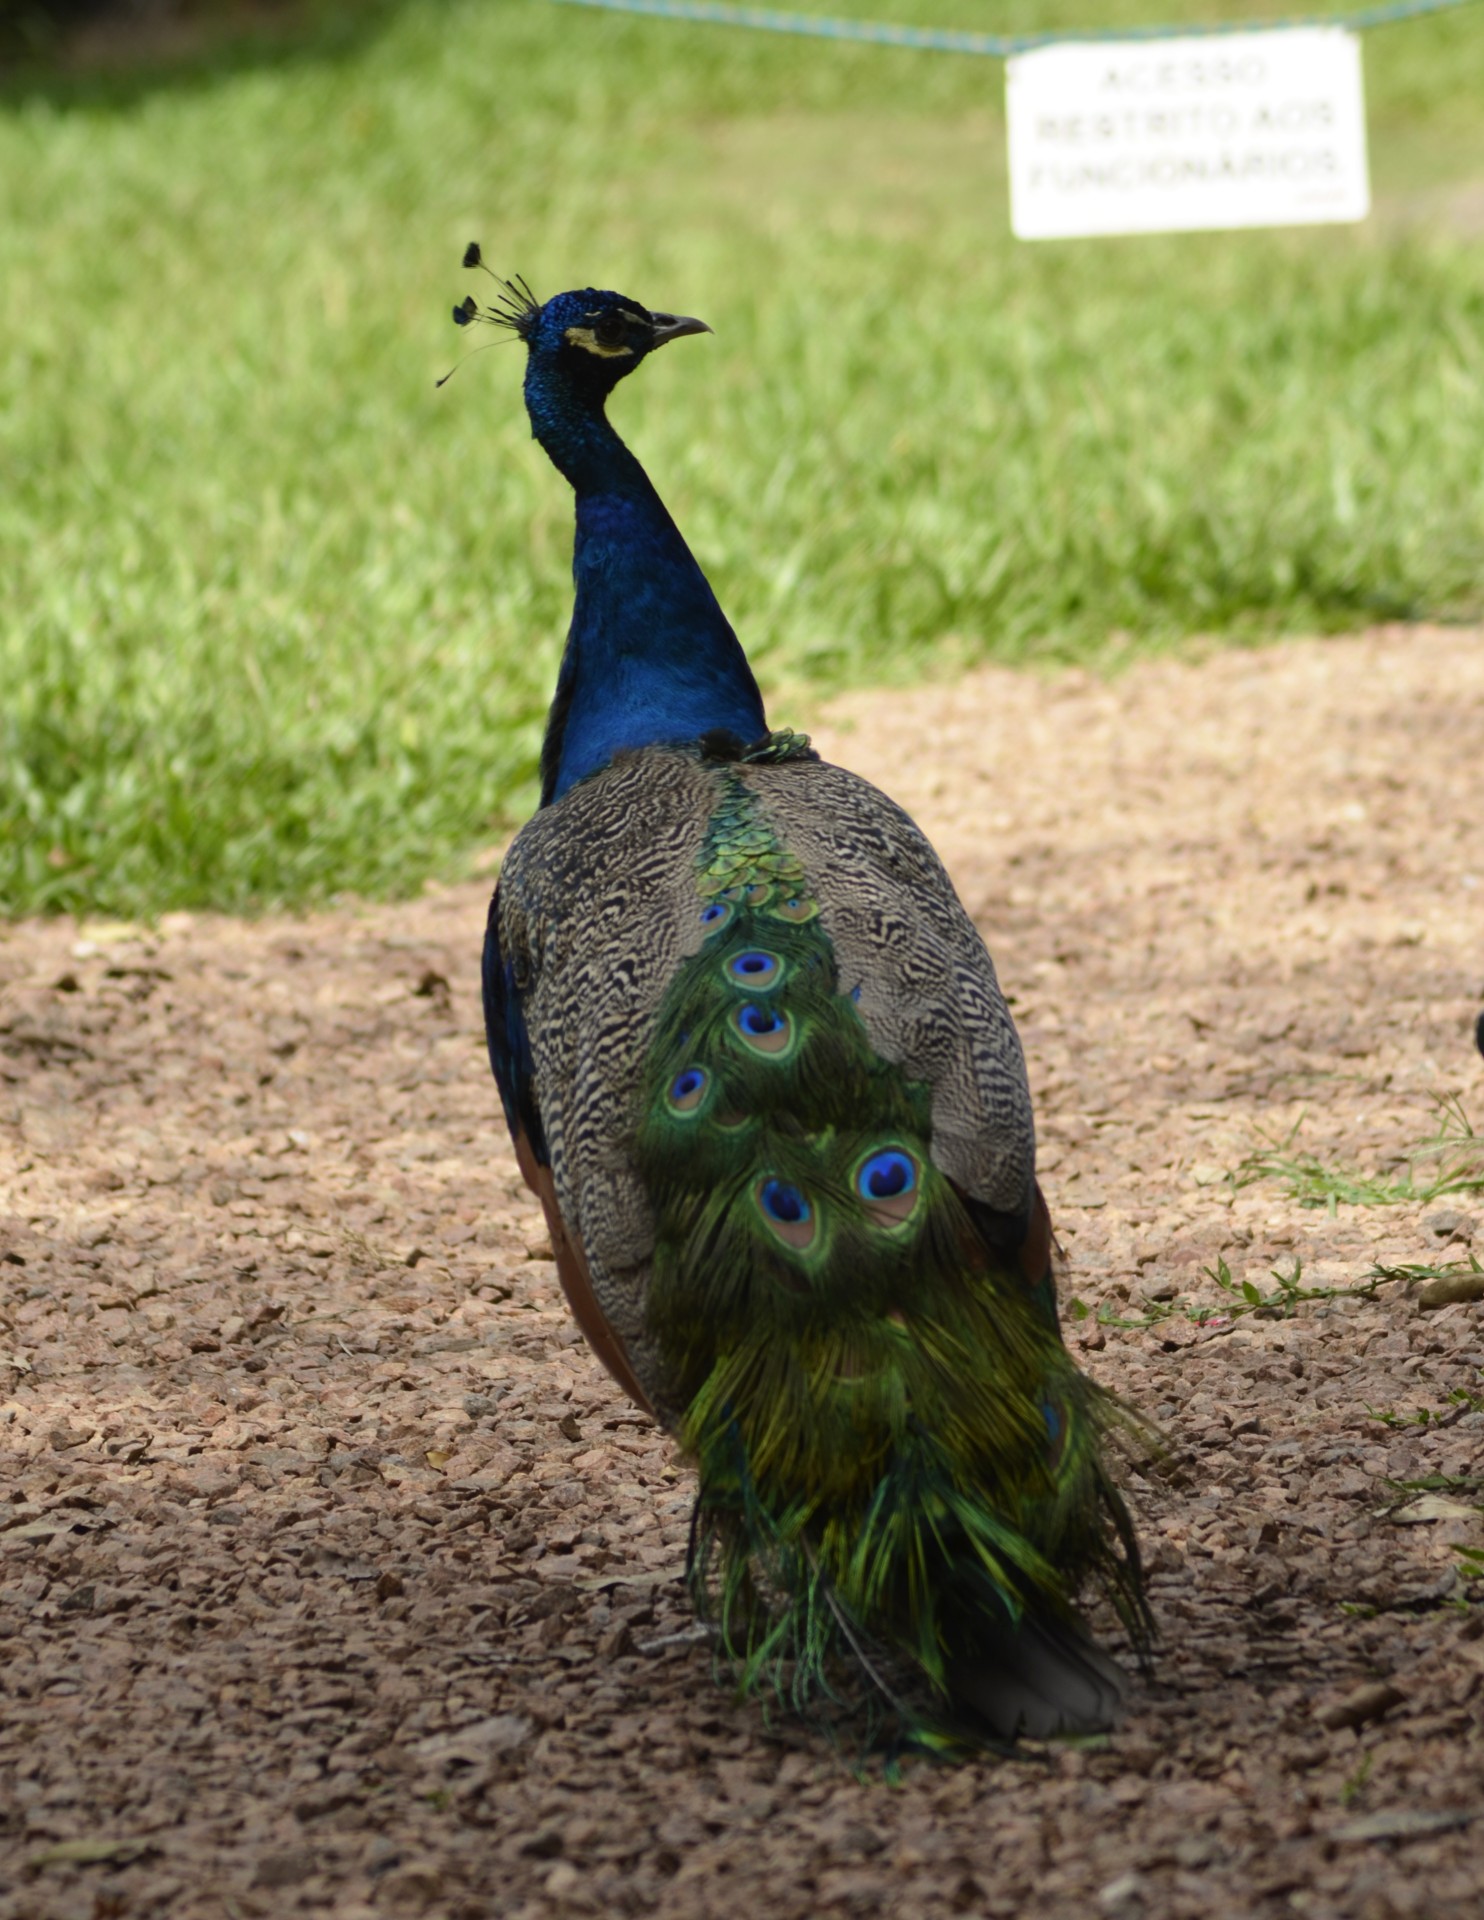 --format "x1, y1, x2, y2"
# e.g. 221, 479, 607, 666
667, 1066, 709, 1114
772, 895, 818, 923
756, 1177, 816, 1250
699, 901, 731, 930
726, 950, 781, 989
854, 1148, 920, 1227
733, 1003, 792, 1054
